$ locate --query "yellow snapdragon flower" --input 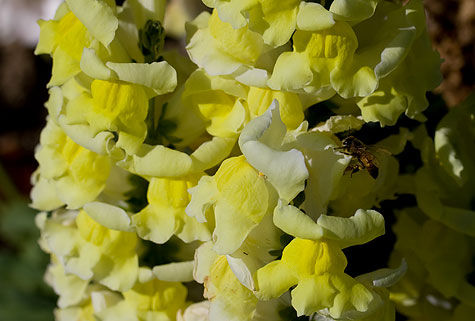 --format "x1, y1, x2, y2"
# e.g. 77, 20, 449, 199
256, 238, 374, 316
268, 20, 366, 96
256, 198, 401, 319
202, 0, 300, 46
39, 209, 139, 292
269, 0, 441, 126
55, 302, 95, 321
203, 0, 382, 46
123, 274, 188, 320
182, 69, 308, 138
133, 174, 212, 244
186, 10, 282, 87
187, 156, 277, 254
238, 100, 309, 201
182, 69, 249, 138
36, 0, 128, 86
31, 120, 111, 211
51, 59, 177, 157
354, 0, 442, 125
193, 242, 285, 321
94, 268, 188, 321
45, 255, 89, 309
